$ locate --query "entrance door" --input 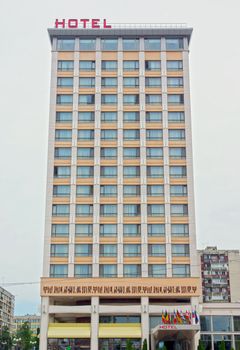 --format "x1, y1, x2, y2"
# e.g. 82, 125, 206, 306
156, 340, 190, 350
